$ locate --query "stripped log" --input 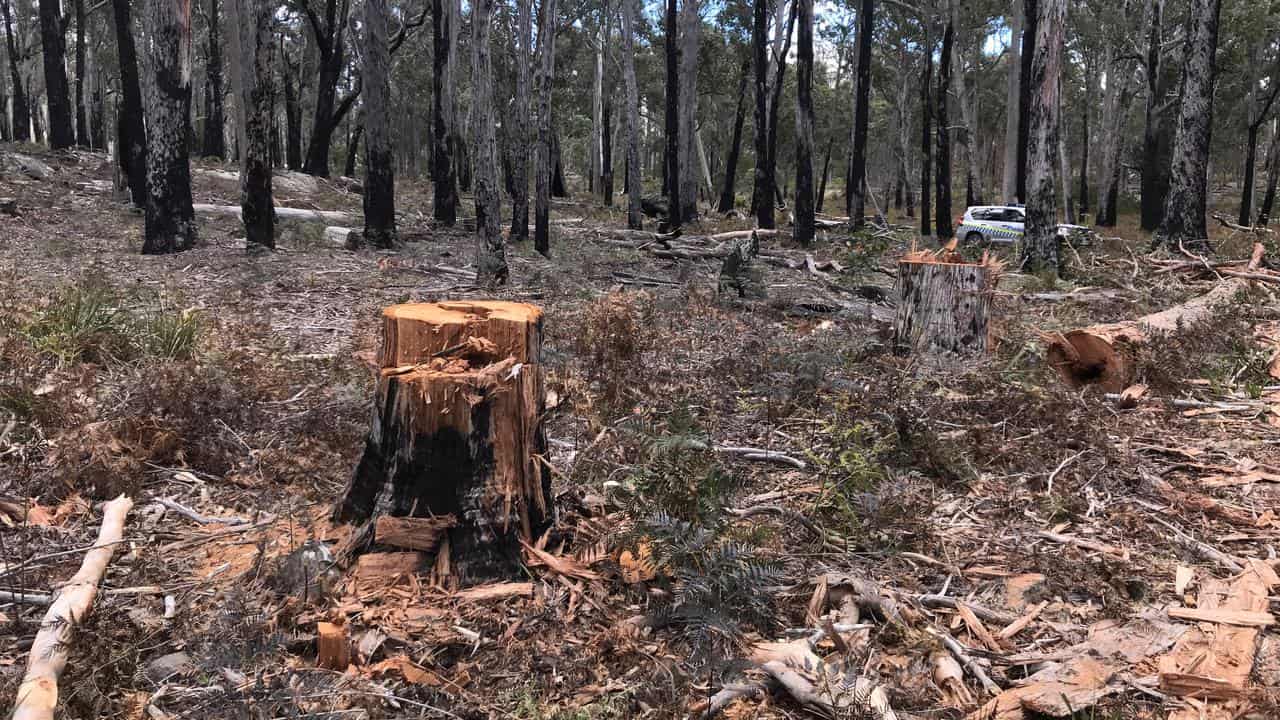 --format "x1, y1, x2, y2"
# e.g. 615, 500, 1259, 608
1044, 244, 1264, 391
193, 203, 357, 225
334, 302, 552, 582
12, 496, 134, 720
893, 244, 1002, 356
